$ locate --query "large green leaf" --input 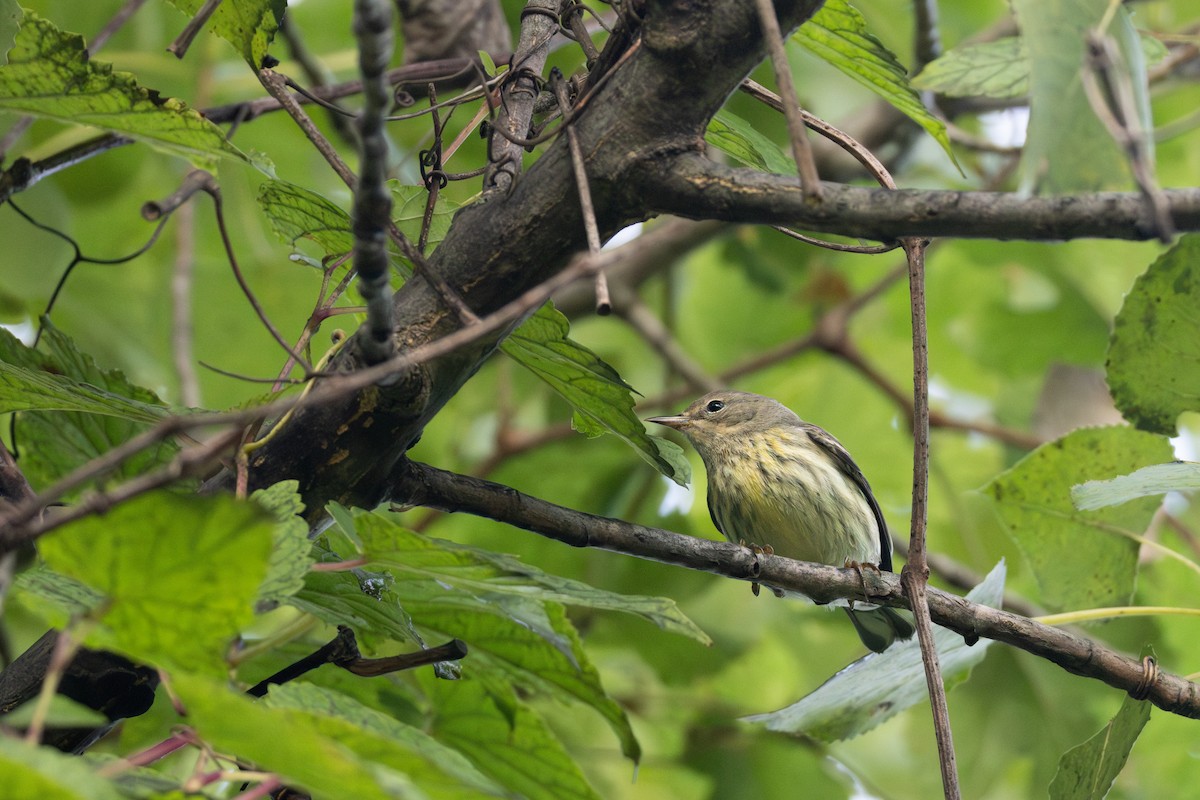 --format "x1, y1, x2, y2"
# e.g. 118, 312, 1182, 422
39, 491, 276, 676
0, 12, 247, 169
263, 683, 509, 799
291, 568, 424, 647
1048, 692, 1151, 799
0, 737, 122, 800
1011, 1, 1149, 192
912, 38, 1028, 99
395, 582, 640, 764
258, 179, 354, 261
162, 0, 284, 67
174, 672, 413, 800
984, 427, 1172, 612
794, 0, 957, 166
745, 561, 1005, 740
251, 480, 316, 605
0, 325, 167, 422
422, 673, 603, 800
1107, 234, 1200, 435
0, 323, 178, 493
352, 510, 710, 643
913, 33, 1167, 100
707, 109, 795, 174
502, 302, 691, 486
